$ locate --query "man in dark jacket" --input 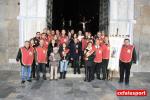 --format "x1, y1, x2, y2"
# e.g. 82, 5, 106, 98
69, 38, 82, 74
16, 41, 34, 84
